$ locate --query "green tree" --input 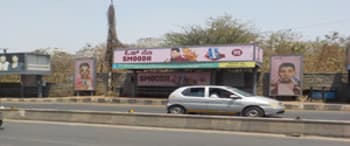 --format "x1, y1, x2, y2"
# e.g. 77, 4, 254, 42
33, 48, 74, 83
164, 15, 258, 46
259, 30, 311, 71
76, 43, 106, 73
